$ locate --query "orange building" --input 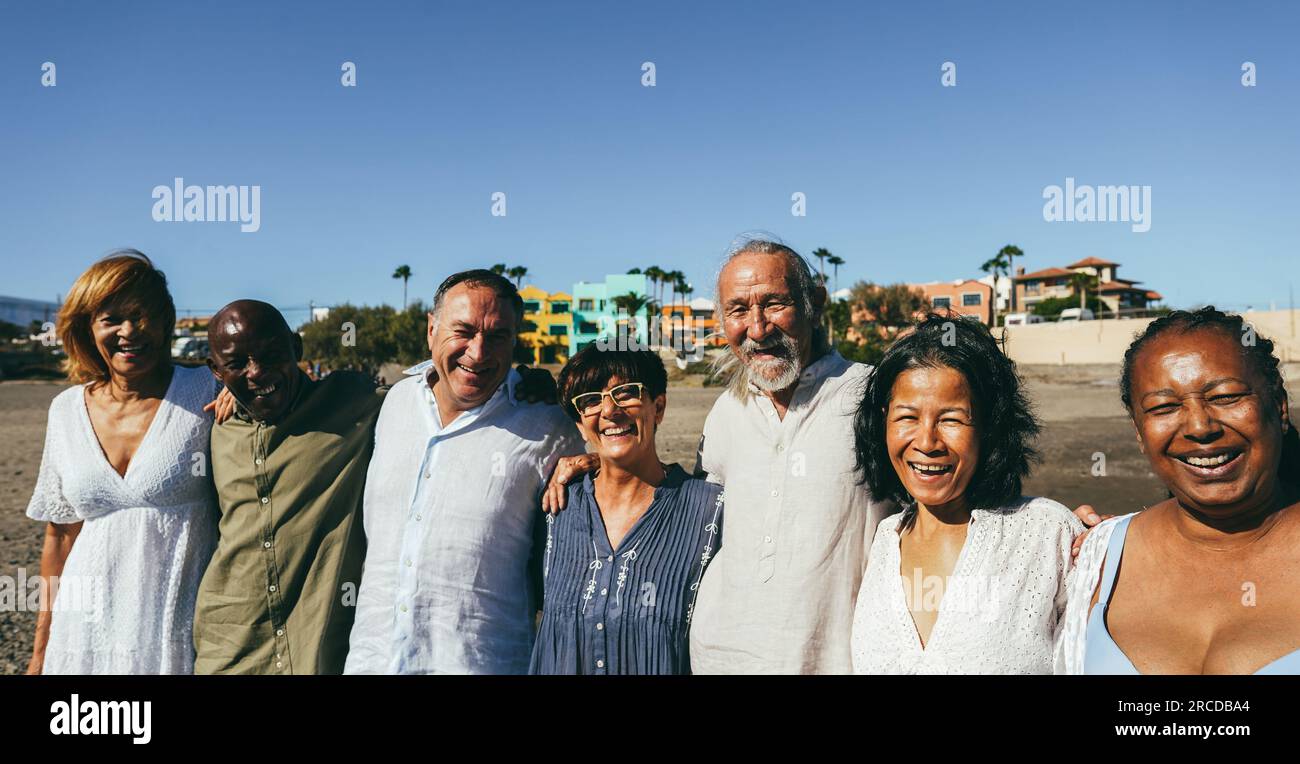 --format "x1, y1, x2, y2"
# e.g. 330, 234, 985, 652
659, 298, 725, 349
908, 280, 994, 325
